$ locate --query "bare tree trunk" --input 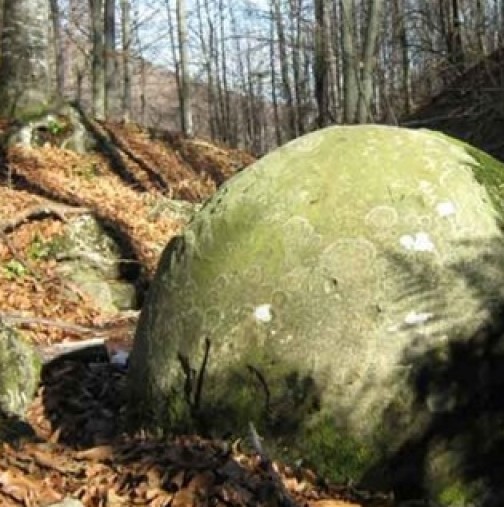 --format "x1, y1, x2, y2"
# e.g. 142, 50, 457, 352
500, 0, 504, 46
218, 0, 231, 143
89, 0, 105, 119
289, 0, 302, 135
327, 0, 340, 121
229, 2, 250, 148
140, 60, 146, 125
176, 0, 193, 136
195, 0, 215, 139
166, 0, 182, 130
340, 0, 358, 123
50, 0, 65, 96
314, 0, 329, 127
440, 0, 464, 70
357, 0, 383, 123
269, 4, 282, 146
120, 0, 132, 121
475, 0, 486, 55
0, 0, 55, 117
272, 0, 297, 138
394, 0, 410, 115
245, 42, 255, 150
105, 0, 118, 118
450, 0, 464, 67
